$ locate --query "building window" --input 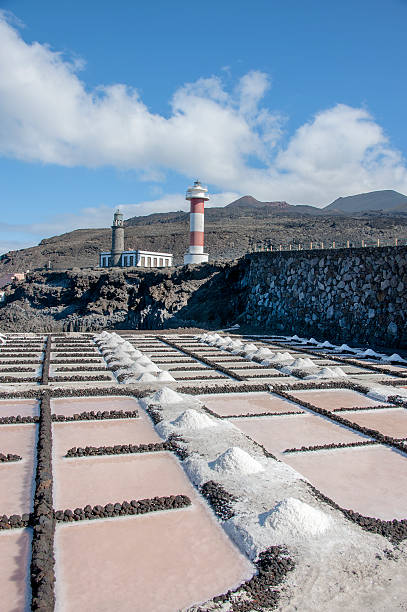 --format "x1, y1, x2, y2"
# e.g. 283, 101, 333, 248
141, 257, 145, 266
159, 258, 163, 267
153, 258, 158, 267
147, 257, 151, 267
